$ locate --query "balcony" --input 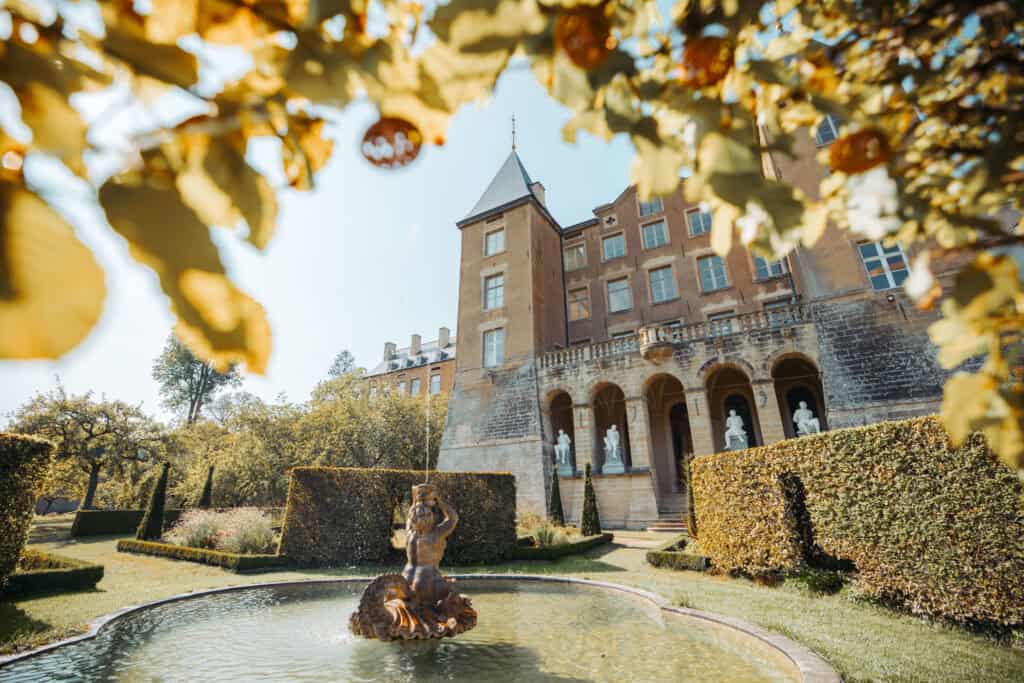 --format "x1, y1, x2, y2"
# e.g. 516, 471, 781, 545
537, 303, 811, 370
